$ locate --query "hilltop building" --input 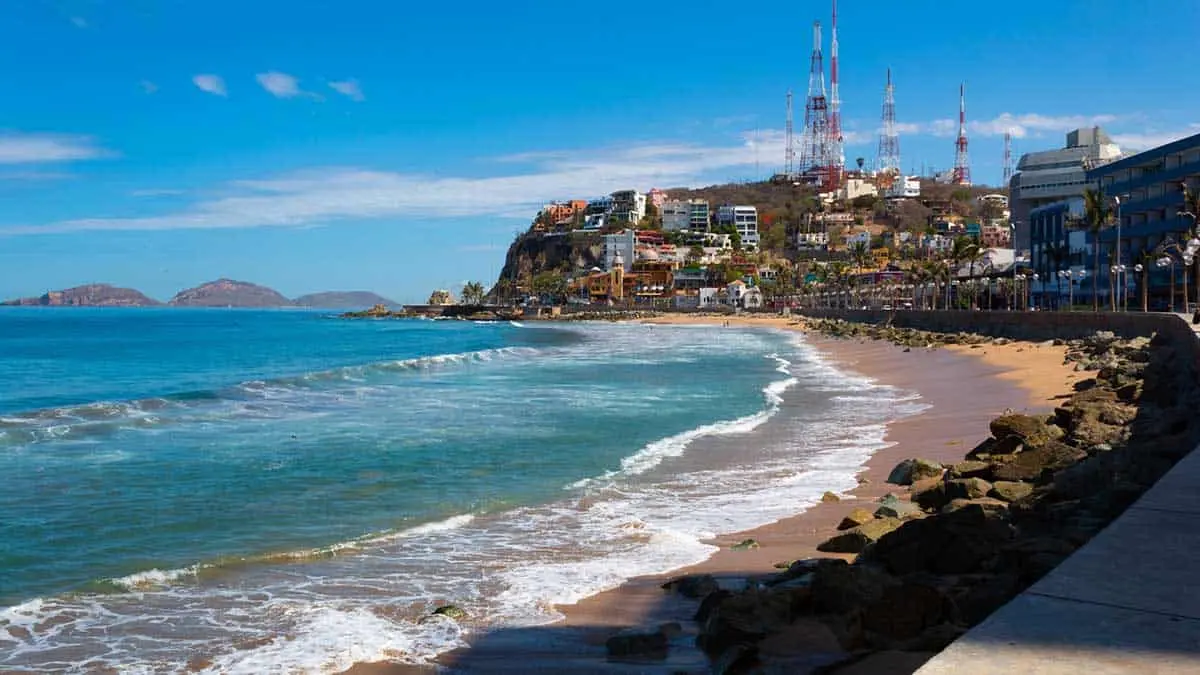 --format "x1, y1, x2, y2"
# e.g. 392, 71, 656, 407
716, 205, 760, 250
661, 199, 711, 232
